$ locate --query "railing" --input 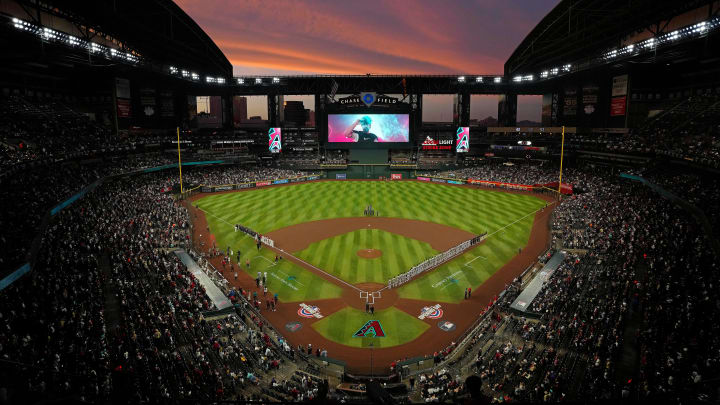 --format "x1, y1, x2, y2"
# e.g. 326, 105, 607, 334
388, 234, 486, 289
